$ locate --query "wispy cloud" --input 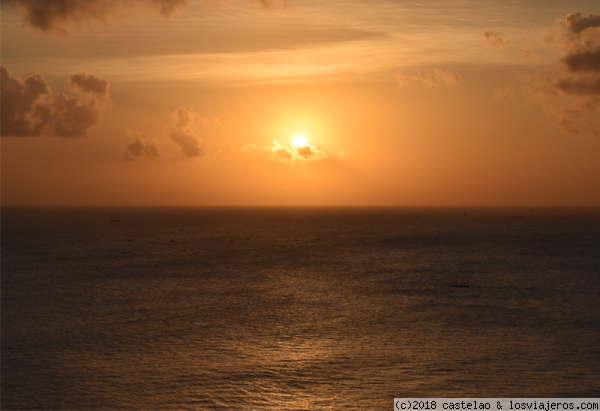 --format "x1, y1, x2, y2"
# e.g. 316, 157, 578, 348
396, 69, 461, 90
2, 0, 545, 84
238, 141, 258, 152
